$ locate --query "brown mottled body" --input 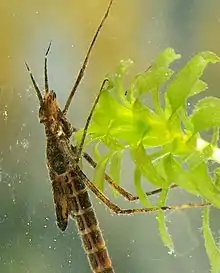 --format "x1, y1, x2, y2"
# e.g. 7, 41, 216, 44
25, 1, 116, 271
42, 92, 114, 273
